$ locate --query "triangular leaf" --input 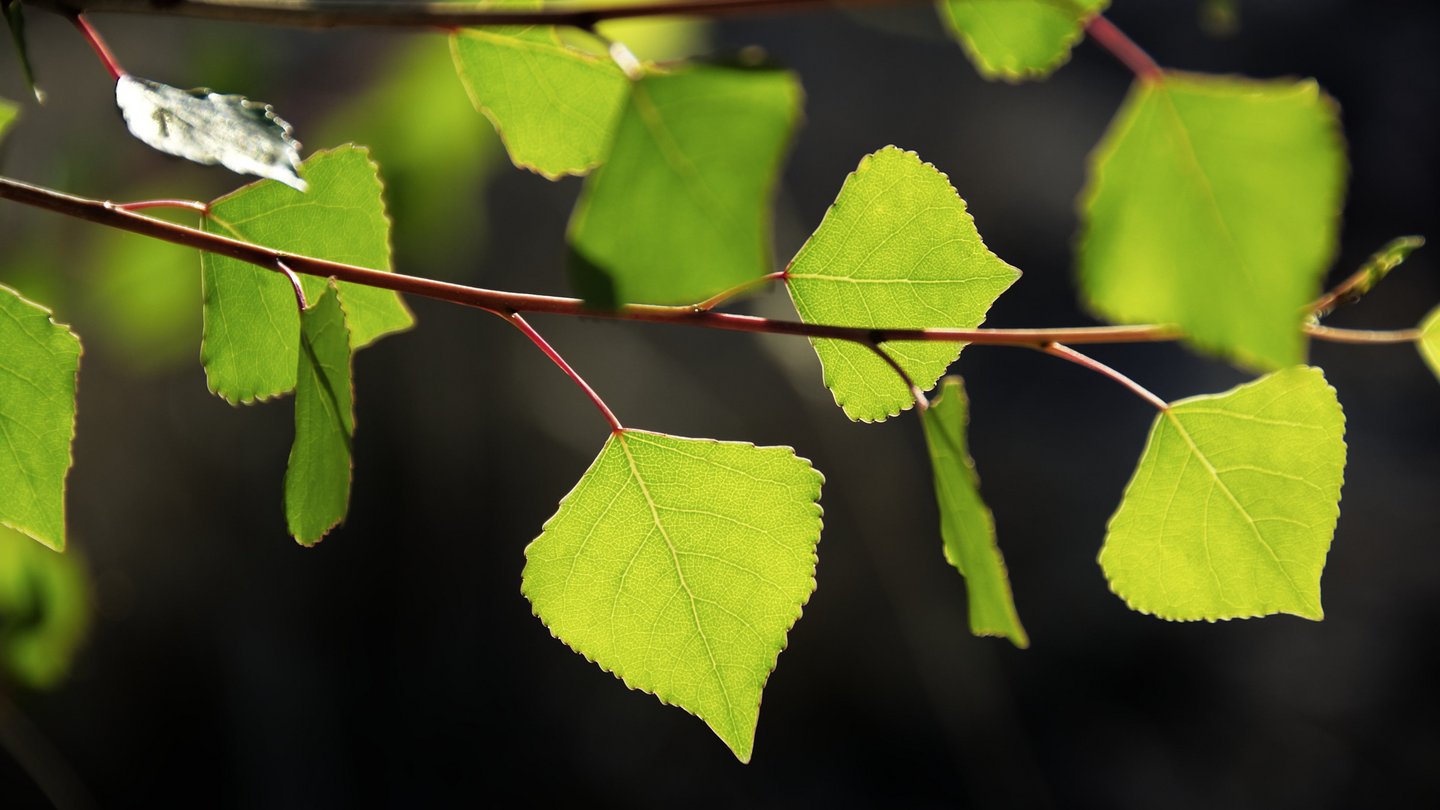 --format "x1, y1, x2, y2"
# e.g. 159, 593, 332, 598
523, 430, 823, 762
568, 63, 801, 306
1418, 306, 1440, 383
786, 147, 1020, 422
0, 524, 89, 688
451, 0, 627, 179
115, 74, 306, 191
0, 285, 81, 551
938, 0, 1108, 81
921, 377, 1028, 647
1079, 73, 1346, 369
1100, 366, 1346, 621
284, 282, 355, 545
200, 146, 413, 403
